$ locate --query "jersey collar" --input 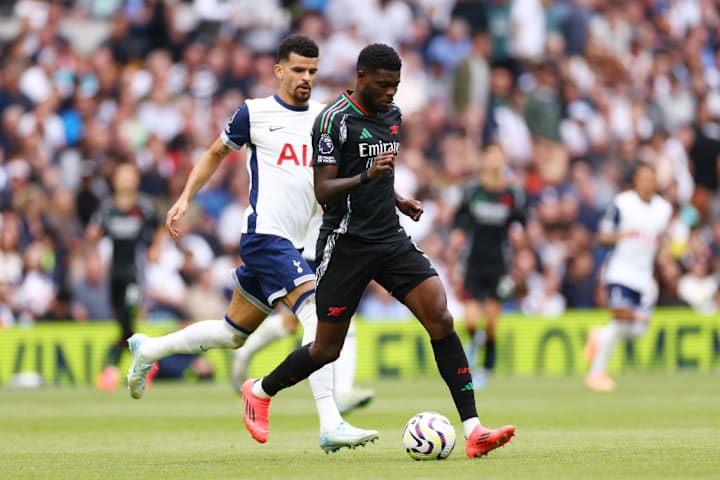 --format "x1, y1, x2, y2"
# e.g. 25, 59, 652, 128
273, 93, 309, 112
343, 90, 369, 116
